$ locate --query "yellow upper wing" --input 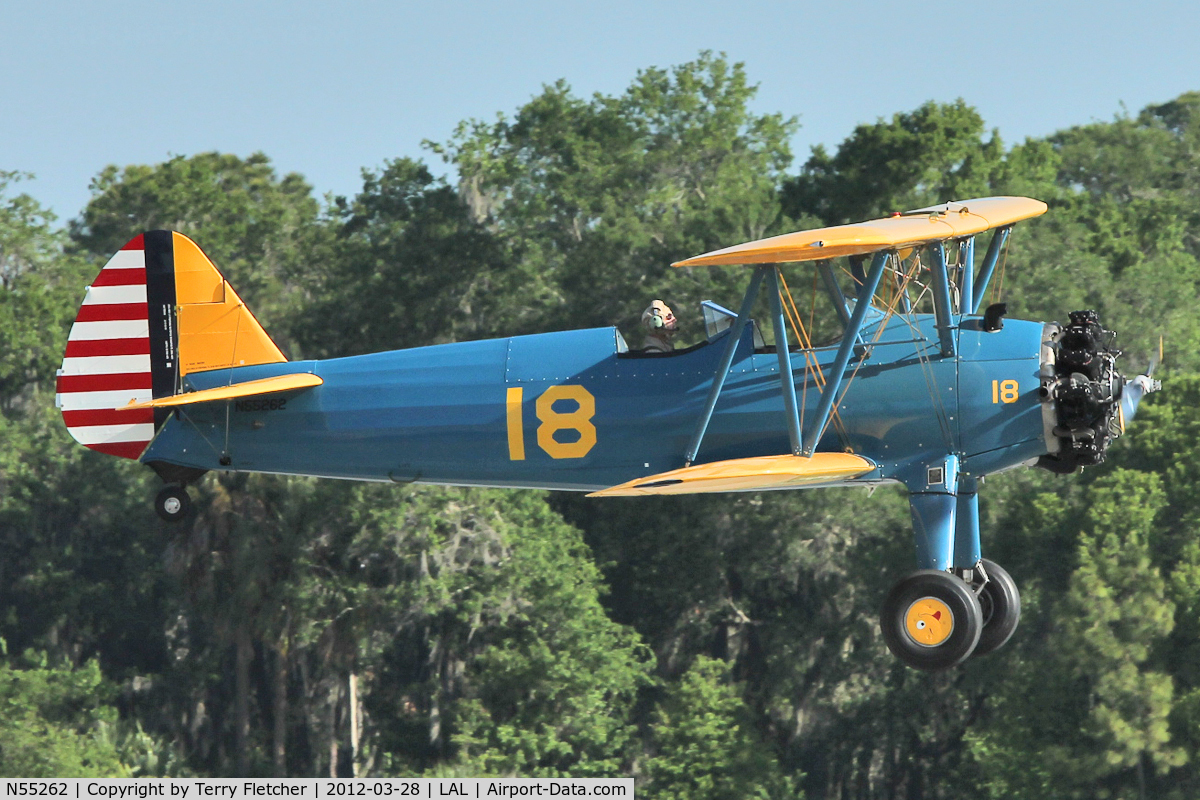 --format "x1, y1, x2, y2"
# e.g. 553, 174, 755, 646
672, 196, 1047, 267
